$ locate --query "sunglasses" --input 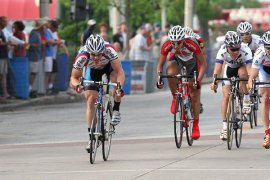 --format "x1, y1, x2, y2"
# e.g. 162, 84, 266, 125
172, 41, 183, 46
240, 32, 250, 36
229, 47, 240, 52
90, 53, 102, 57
